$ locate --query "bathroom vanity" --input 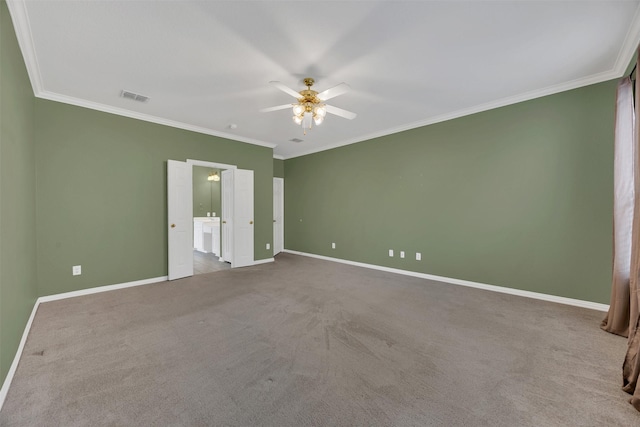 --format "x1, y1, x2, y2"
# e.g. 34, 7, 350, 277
193, 217, 220, 255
